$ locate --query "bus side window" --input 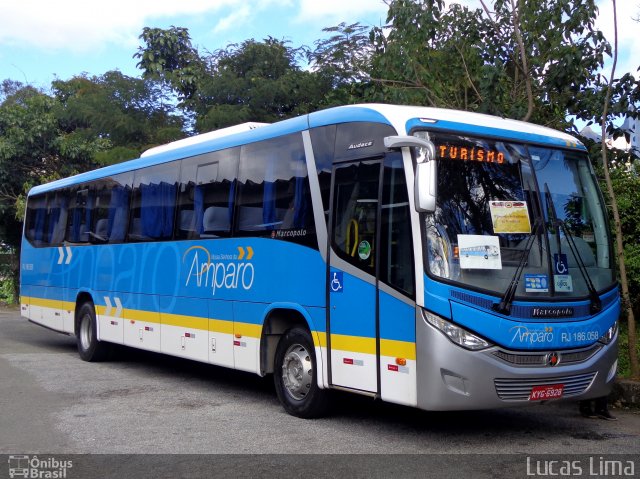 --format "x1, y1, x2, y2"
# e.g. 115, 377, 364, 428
331, 161, 380, 275
47, 190, 69, 246
66, 187, 91, 244
176, 147, 240, 240
25, 194, 48, 247
89, 173, 132, 244
310, 125, 337, 228
380, 153, 414, 297
236, 134, 315, 246
129, 162, 179, 242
